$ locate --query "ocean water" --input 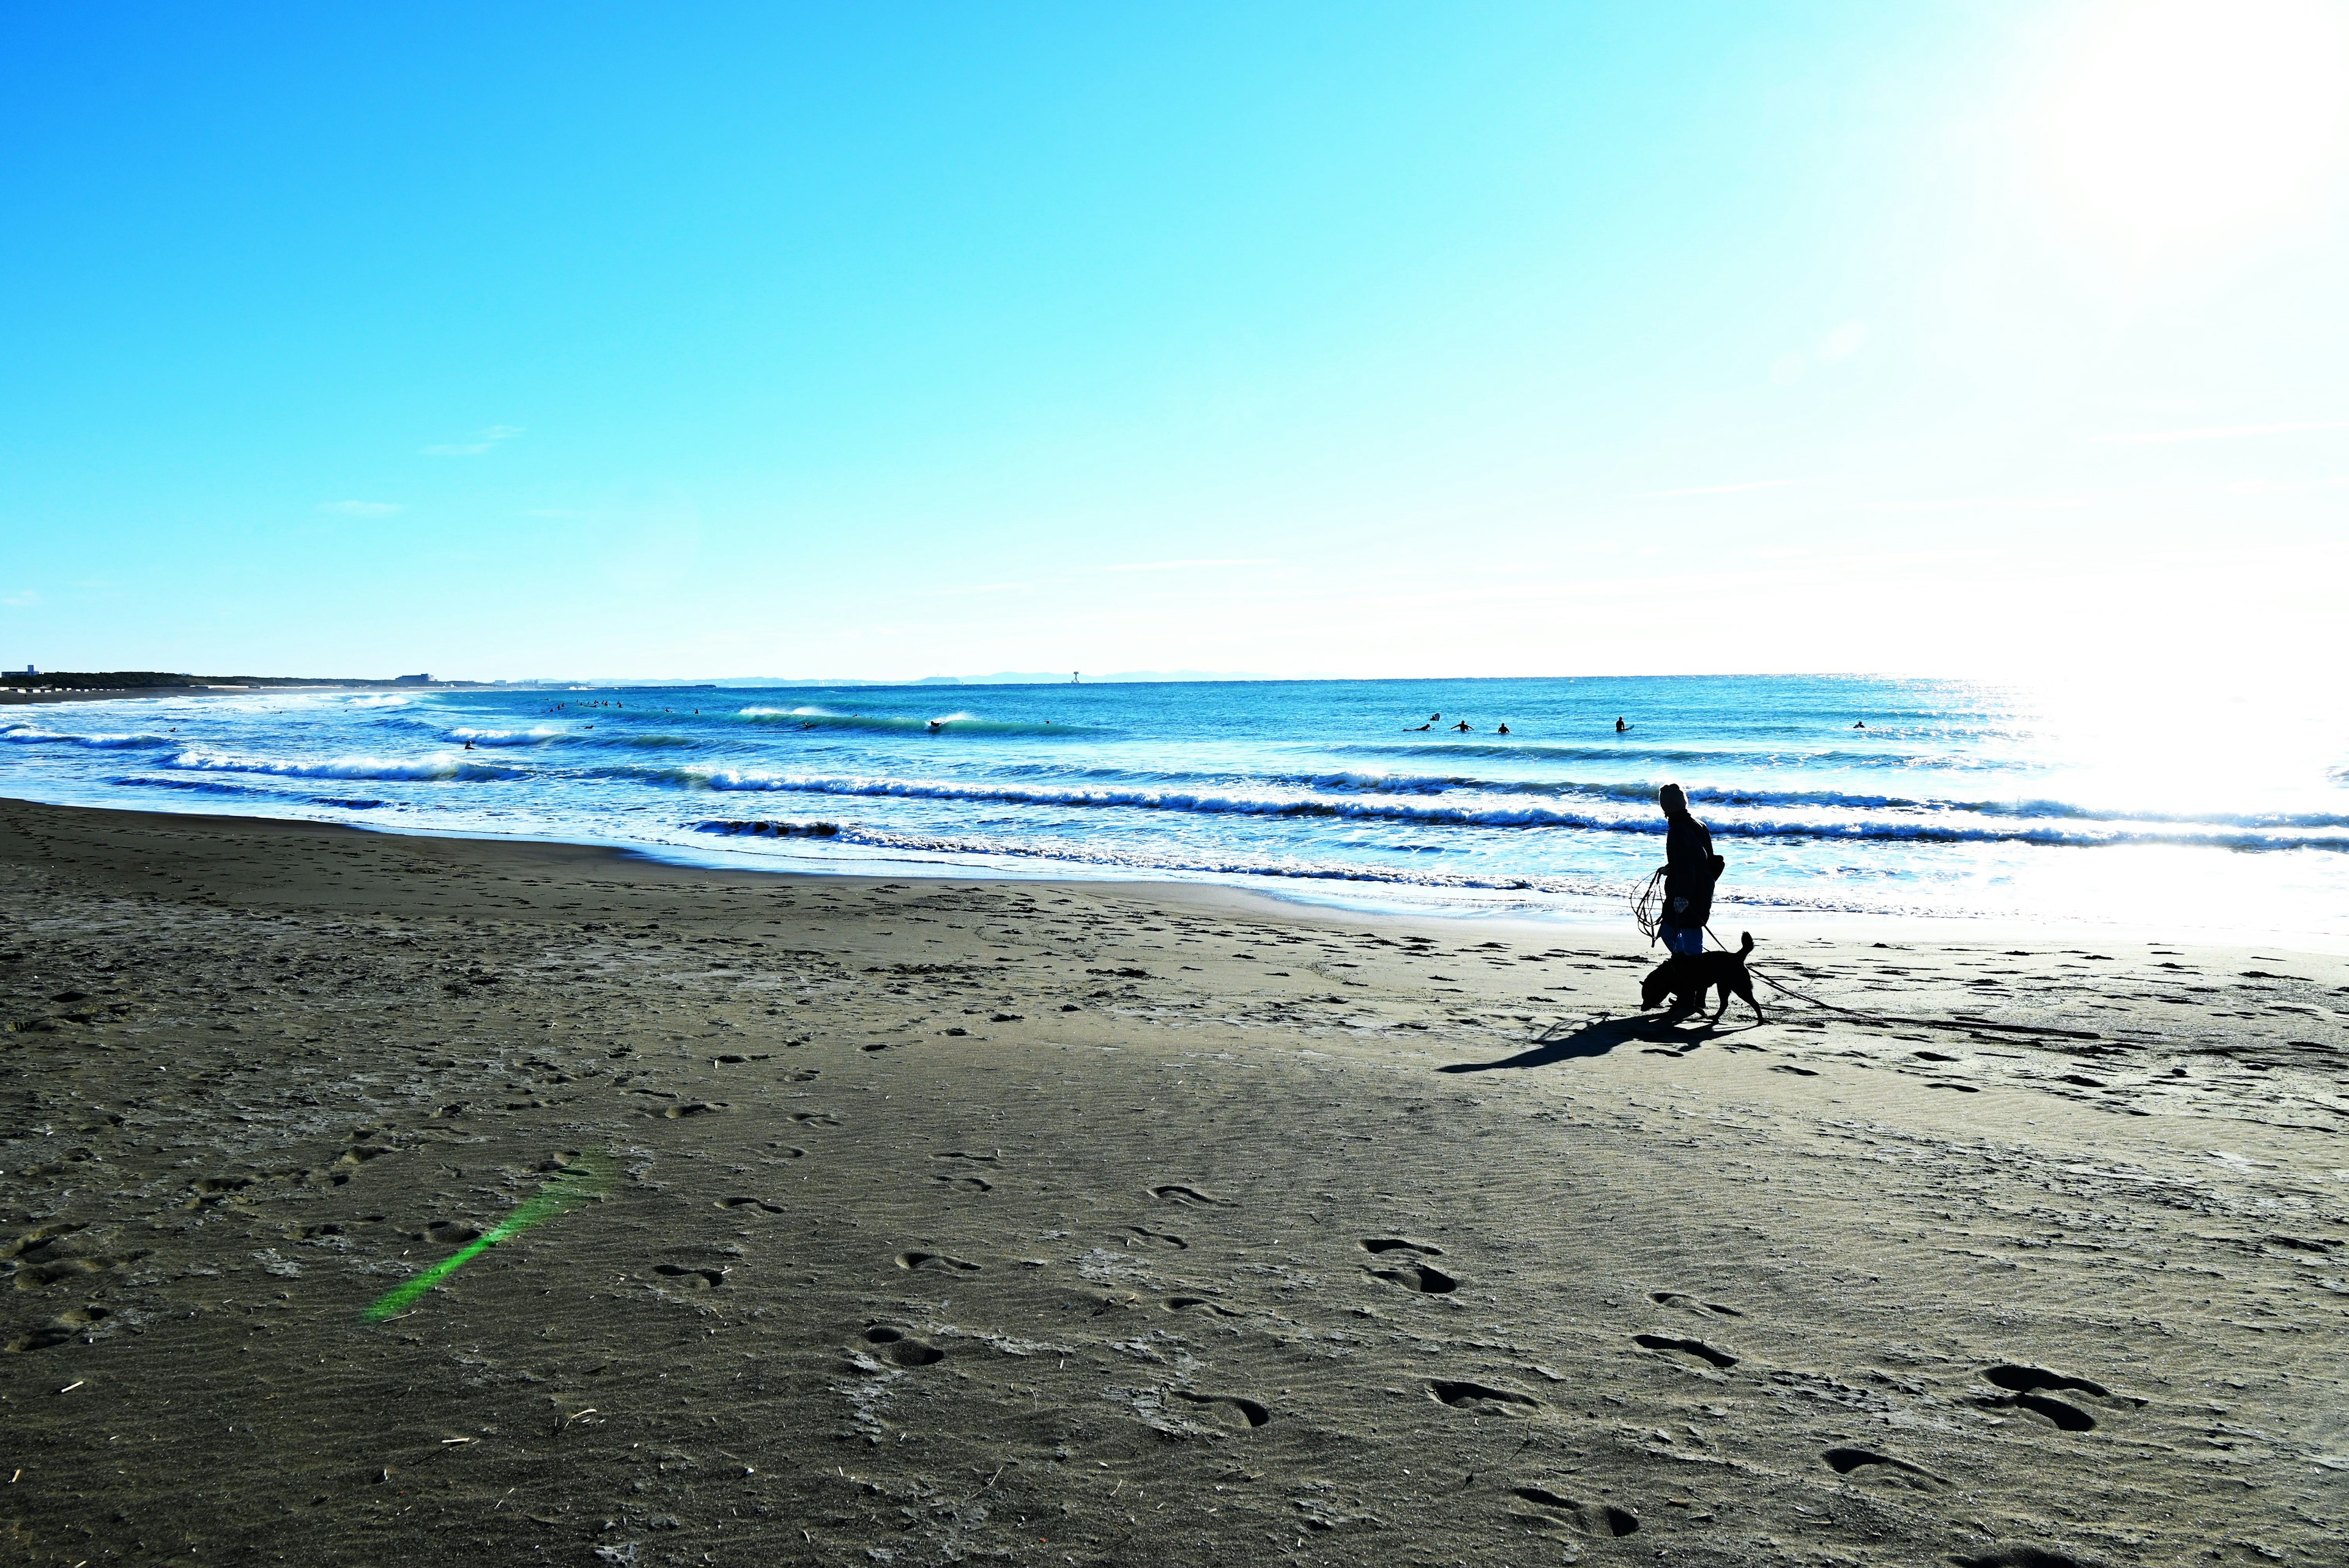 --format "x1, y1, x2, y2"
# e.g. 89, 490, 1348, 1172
6, 675, 2346, 945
